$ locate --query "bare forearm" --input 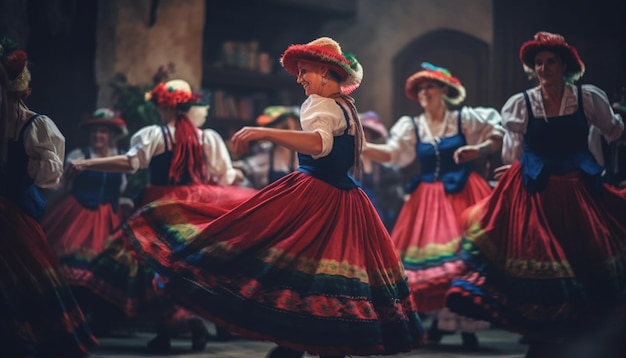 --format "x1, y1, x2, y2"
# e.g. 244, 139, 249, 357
261, 128, 323, 156
478, 136, 502, 156
362, 142, 392, 163
84, 155, 133, 172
